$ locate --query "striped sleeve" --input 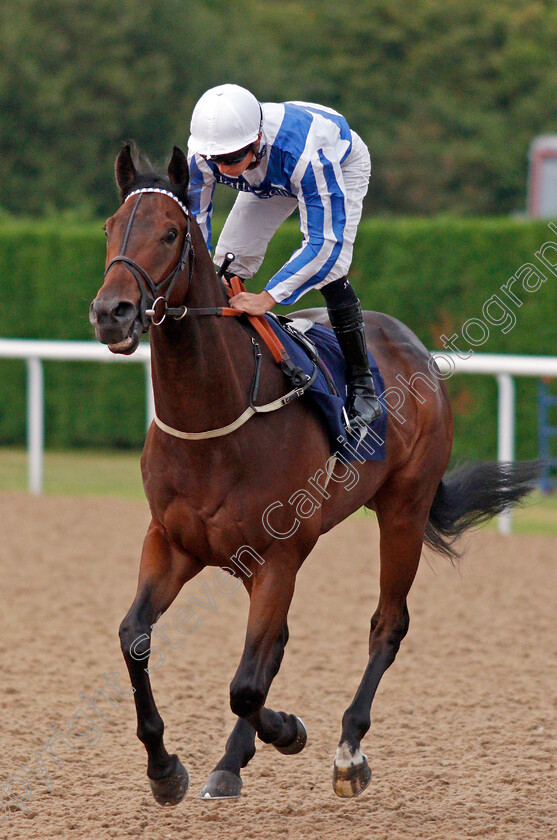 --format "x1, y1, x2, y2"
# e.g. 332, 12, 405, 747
187, 153, 217, 251
264, 149, 346, 304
